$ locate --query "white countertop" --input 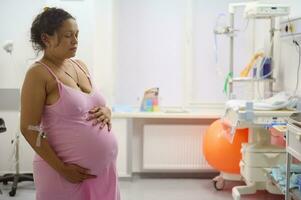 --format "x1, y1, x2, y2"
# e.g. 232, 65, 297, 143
112, 108, 224, 119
